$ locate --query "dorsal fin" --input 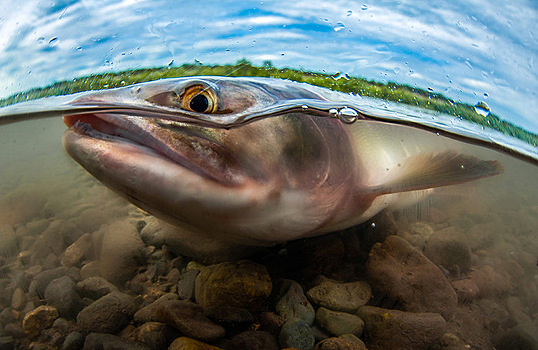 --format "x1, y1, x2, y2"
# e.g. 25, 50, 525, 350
369, 151, 503, 195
